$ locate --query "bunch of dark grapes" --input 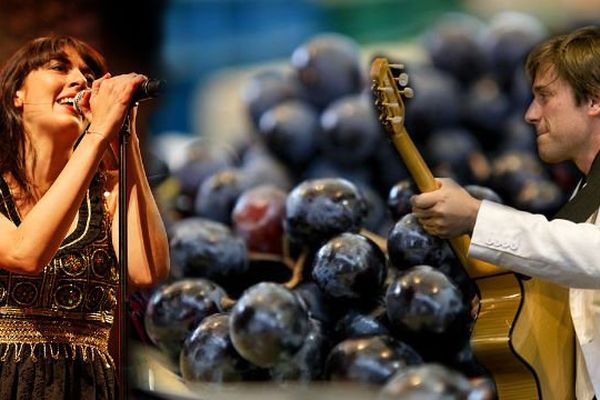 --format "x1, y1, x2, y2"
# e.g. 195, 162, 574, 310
142, 11, 584, 398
